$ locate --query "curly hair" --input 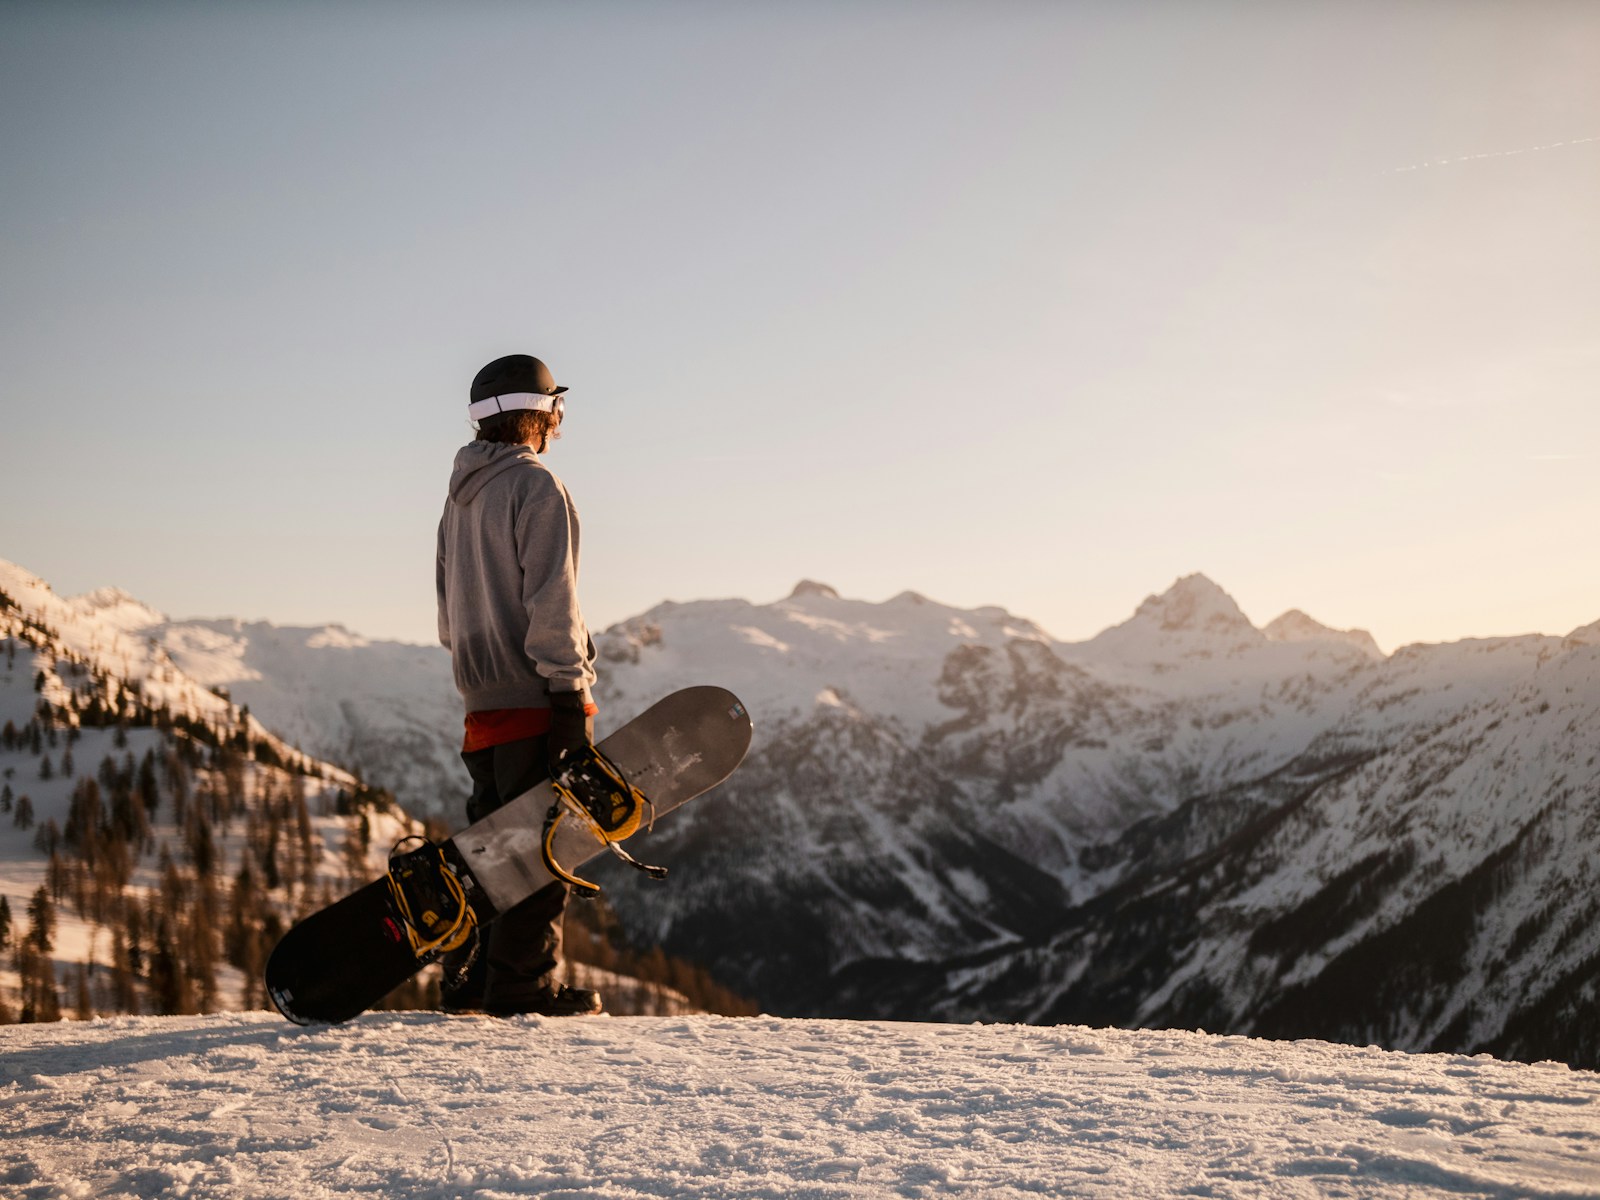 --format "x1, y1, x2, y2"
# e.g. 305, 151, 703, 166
475, 408, 560, 450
